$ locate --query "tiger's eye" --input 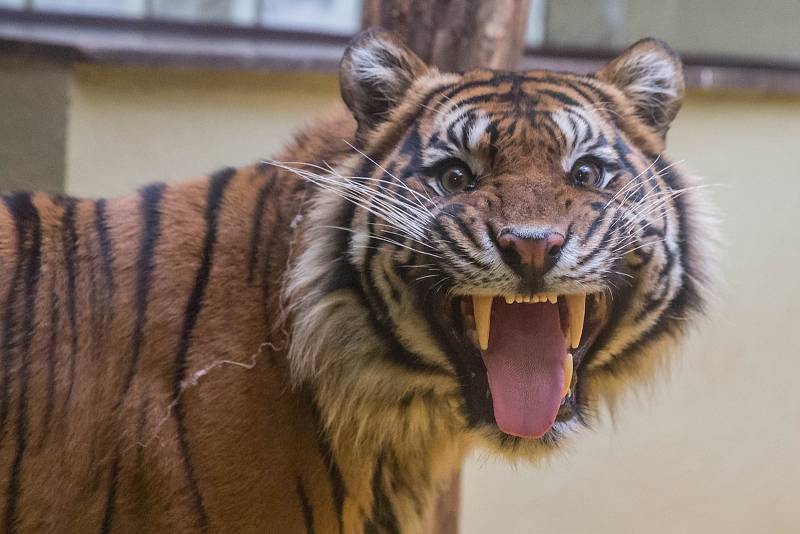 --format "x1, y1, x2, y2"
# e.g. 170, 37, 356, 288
439, 163, 474, 193
570, 158, 604, 187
